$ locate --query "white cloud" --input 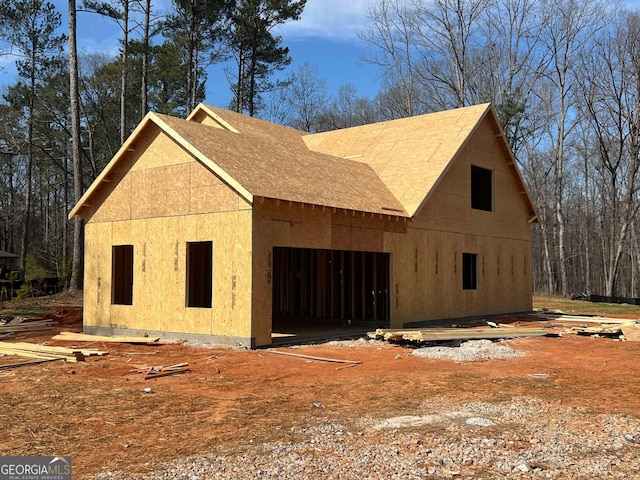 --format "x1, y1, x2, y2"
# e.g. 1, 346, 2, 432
276, 0, 375, 41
